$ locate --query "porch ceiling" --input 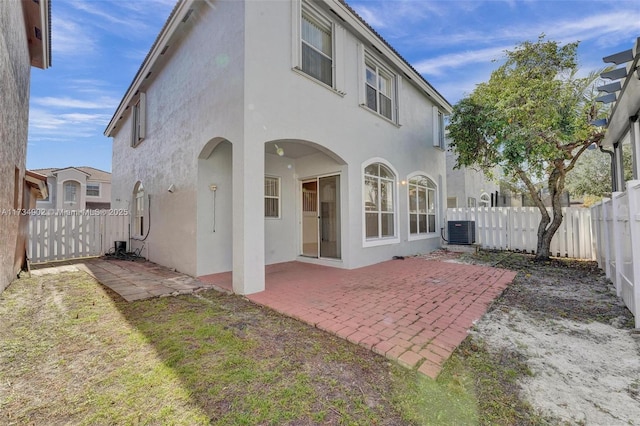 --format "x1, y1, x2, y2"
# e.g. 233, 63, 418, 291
265, 140, 323, 159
